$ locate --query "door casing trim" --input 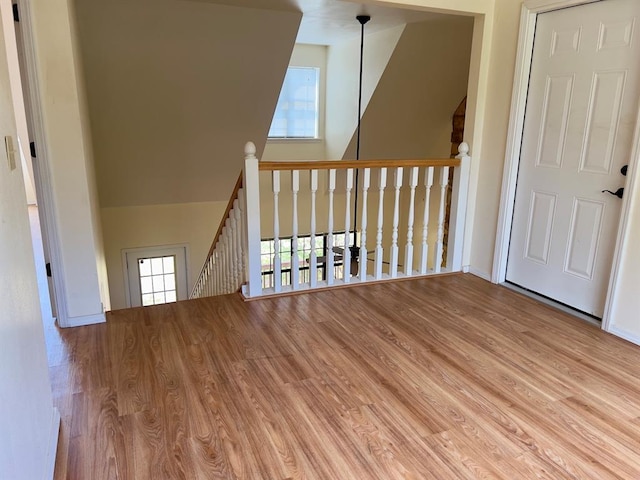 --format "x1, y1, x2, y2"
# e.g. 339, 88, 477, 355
493, 0, 640, 332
